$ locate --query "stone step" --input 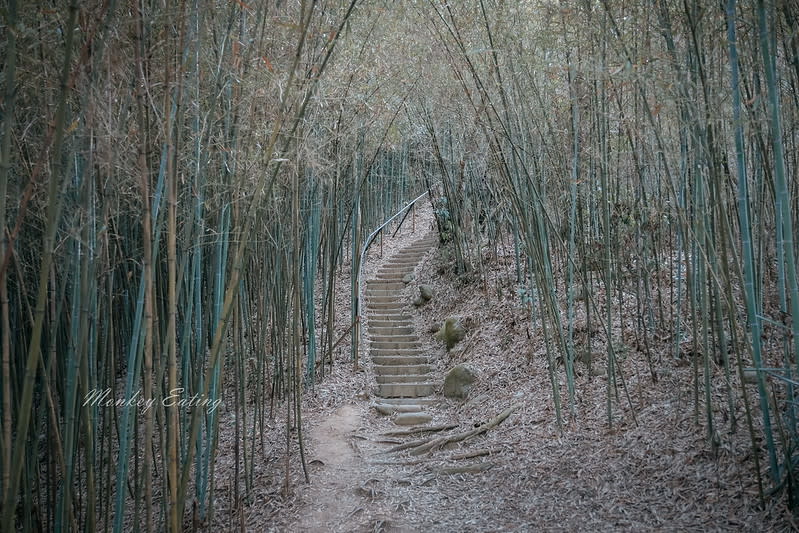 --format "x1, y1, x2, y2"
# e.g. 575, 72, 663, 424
367, 315, 412, 323
377, 382, 435, 398
368, 314, 410, 322
399, 245, 434, 250
384, 258, 423, 265
376, 374, 432, 384
398, 244, 433, 250
378, 270, 414, 276
371, 340, 422, 350
366, 293, 400, 299
366, 287, 397, 293
371, 341, 422, 350
391, 248, 429, 254
366, 281, 405, 290
383, 259, 424, 266
368, 296, 403, 304
371, 347, 424, 355
393, 412, 433, 426
368, 311, 408, 319
388, 251, 427, 258
374, 274, 407, 281
378, 397, 439, 406
367, 319, 413, 328
369, 326, 414, 336
394, 246, 430, 251
368, 310, 411, 318
369, 332, 419, 343
368, 301, 406, 310
368, 325, 414, 333
371, 355, 430, 366
373, 364, 432, 375
377, 268, 413, 275
373, 403, 425, 415
386, 257, 424, 262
